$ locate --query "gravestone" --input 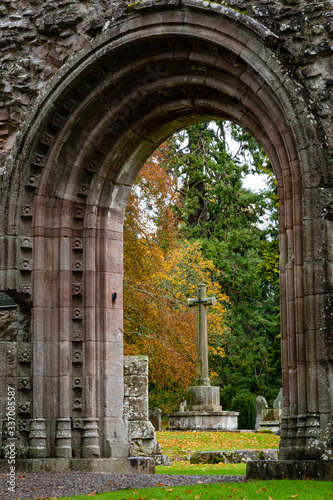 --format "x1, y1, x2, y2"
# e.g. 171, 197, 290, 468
257, 391, 282, 434
273, 389, 283, 410
256, 396, 268, 430
149, 408, 162, 432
